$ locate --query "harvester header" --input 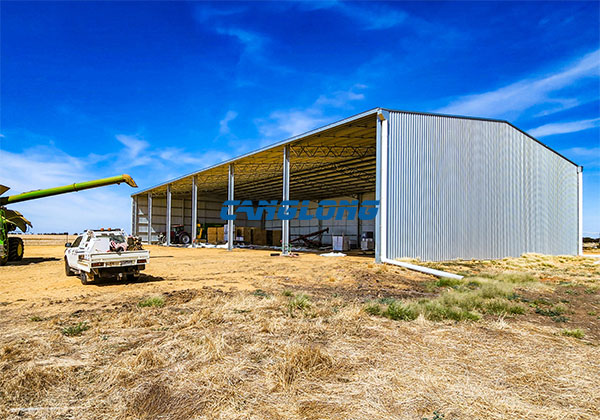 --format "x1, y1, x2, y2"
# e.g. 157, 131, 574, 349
0, 174, 137, 206
0, 174, 138, 265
